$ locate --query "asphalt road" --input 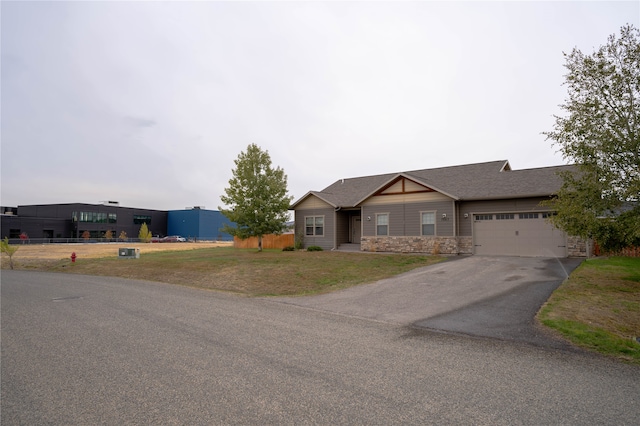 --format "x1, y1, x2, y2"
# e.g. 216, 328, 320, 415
2, 269, 639, 425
